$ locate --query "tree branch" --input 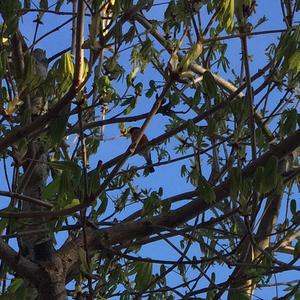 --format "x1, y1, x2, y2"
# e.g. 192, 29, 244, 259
58, 129, 300, 275
0, 238, 41, 285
